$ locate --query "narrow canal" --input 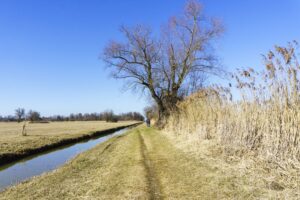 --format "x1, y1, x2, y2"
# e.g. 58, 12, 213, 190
0, 128, 129, 191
